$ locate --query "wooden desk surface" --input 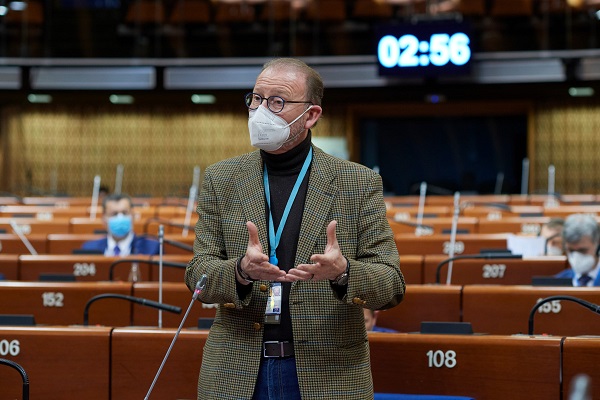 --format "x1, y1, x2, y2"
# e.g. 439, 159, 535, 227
375, 284, 462, 332
477, 217, 552, 234
0, 234, 47, 254
389, 217, 479, 235
18, 254, 153, 282
0, 217, 71, 235
369, 333, 562, 399
394, 233, 509, 256
398, 254, 423, 285
132, 282, 216, 328
0, 254, 19, 280
0, 281, 133, 326
0, 326, 112, 400
463, 285, 600, 335
562, 336, 600, 399
111, 327, 207, 399
423, 255, 568, 285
